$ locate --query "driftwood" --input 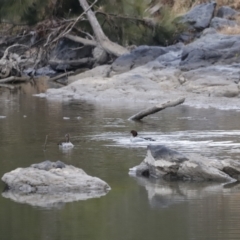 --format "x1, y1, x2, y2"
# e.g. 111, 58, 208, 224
78, 0, 129, 57
128, 97, 185, 121
0, 76, 31, 84
49, 71, 74, 82
49, 58, 94, 67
